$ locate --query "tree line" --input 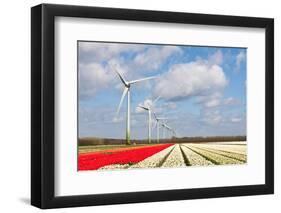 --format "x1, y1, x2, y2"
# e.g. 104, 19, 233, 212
79, 135, 246, 146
